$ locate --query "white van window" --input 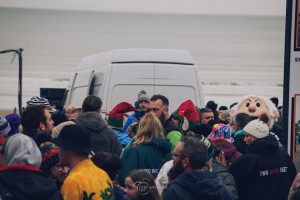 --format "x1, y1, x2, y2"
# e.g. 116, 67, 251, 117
90, 85, 102, 96
89, 72, 104, 96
